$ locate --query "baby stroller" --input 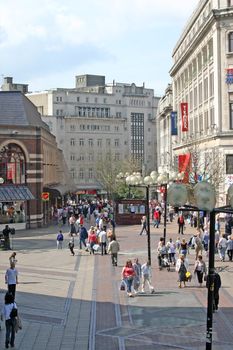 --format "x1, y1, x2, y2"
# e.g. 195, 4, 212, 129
160, 255, 171, 271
